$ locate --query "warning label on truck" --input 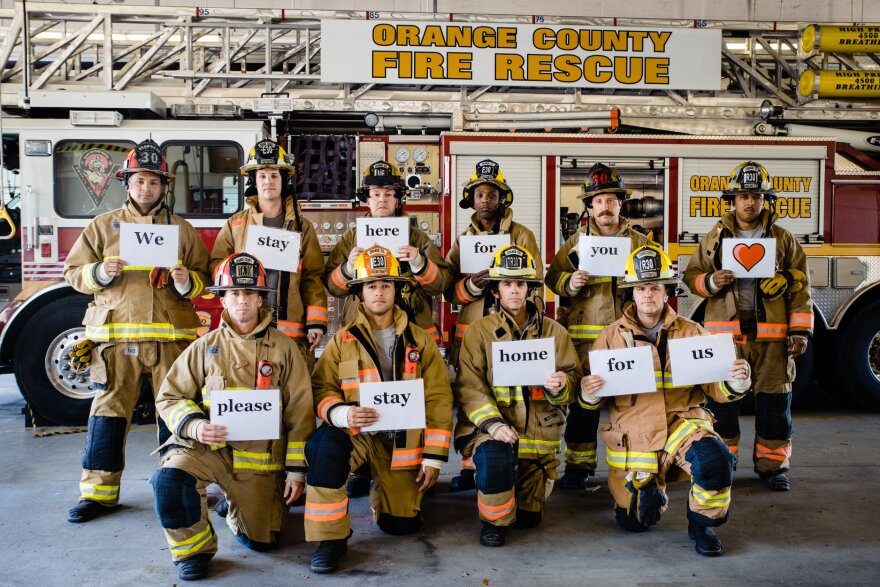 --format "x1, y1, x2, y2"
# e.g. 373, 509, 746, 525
680, 159, 821, 238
